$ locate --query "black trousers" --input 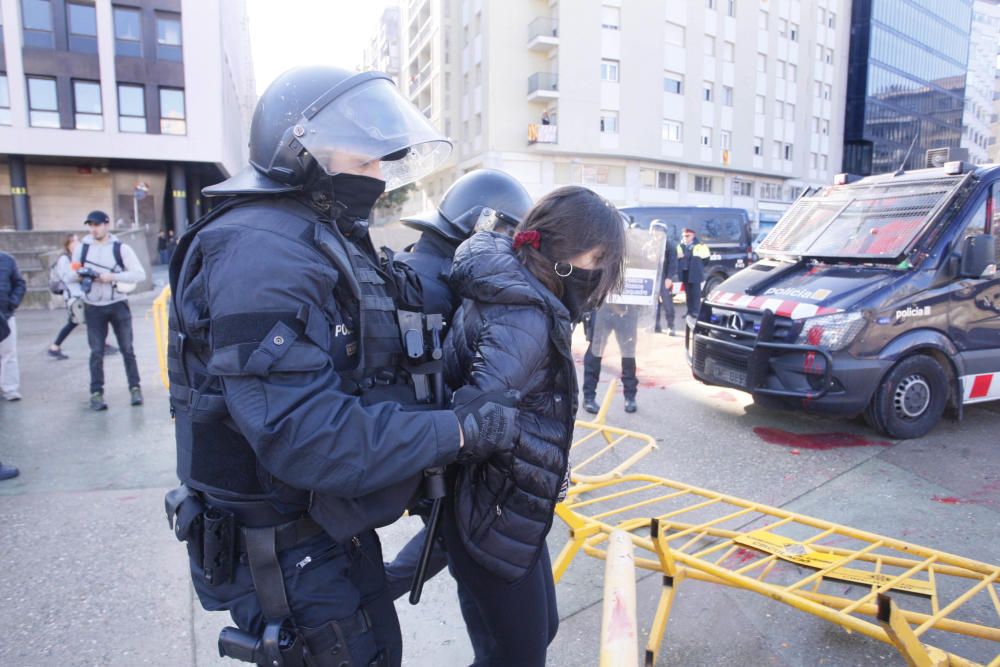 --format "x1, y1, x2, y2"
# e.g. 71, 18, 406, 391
655, 288, 675, 331
190, 529, 402, 666
684, 281, 702, 318
383, 523, 493, 661
85, 301, 140, 394
441, 501, 558, 667
54, 315, 77, 346
583, 348, 638, 401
